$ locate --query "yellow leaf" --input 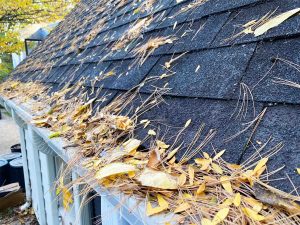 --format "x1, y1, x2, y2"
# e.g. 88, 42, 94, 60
220, 176, 233, 193
212, 163, 223, 174
183, 193, 193, 199
137, 168, 178, 189
188, 165, 194, 185
184, 119, 192, 128
195, 158, 211, 170
62, 187, 73, 211
178, 173, 187, 186
253, 158, 268, 174
201, 218, 213, 225
166, 147, 179, 160
156, 140, 170, 149
128, 171, 136, 178
221, 198, 233, 207
227, 163, 242, 170
148, 129, 156, 136
233, 193, 241, 207
123, 139, 141, 154
32, 118, 50, 127
133, 8, 140, 14
203, 152, 210, 159
213, 150, 226, 161
146, 194, 169, 216
95, 163, 137, 180
168, 156, 176, 164
103, 70, 115, 78
157, 194, 169, 209
243, 197, 263, 212
196, 183, 206, 195
115, 116, 133, 131
254, 8, 300, 36
242, 207, 265, 221
212, 208, 230, 224
297, 168, 300, 175
241, 170, 255, 186
49, 131, 61, 139
174, 202, 190, 213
